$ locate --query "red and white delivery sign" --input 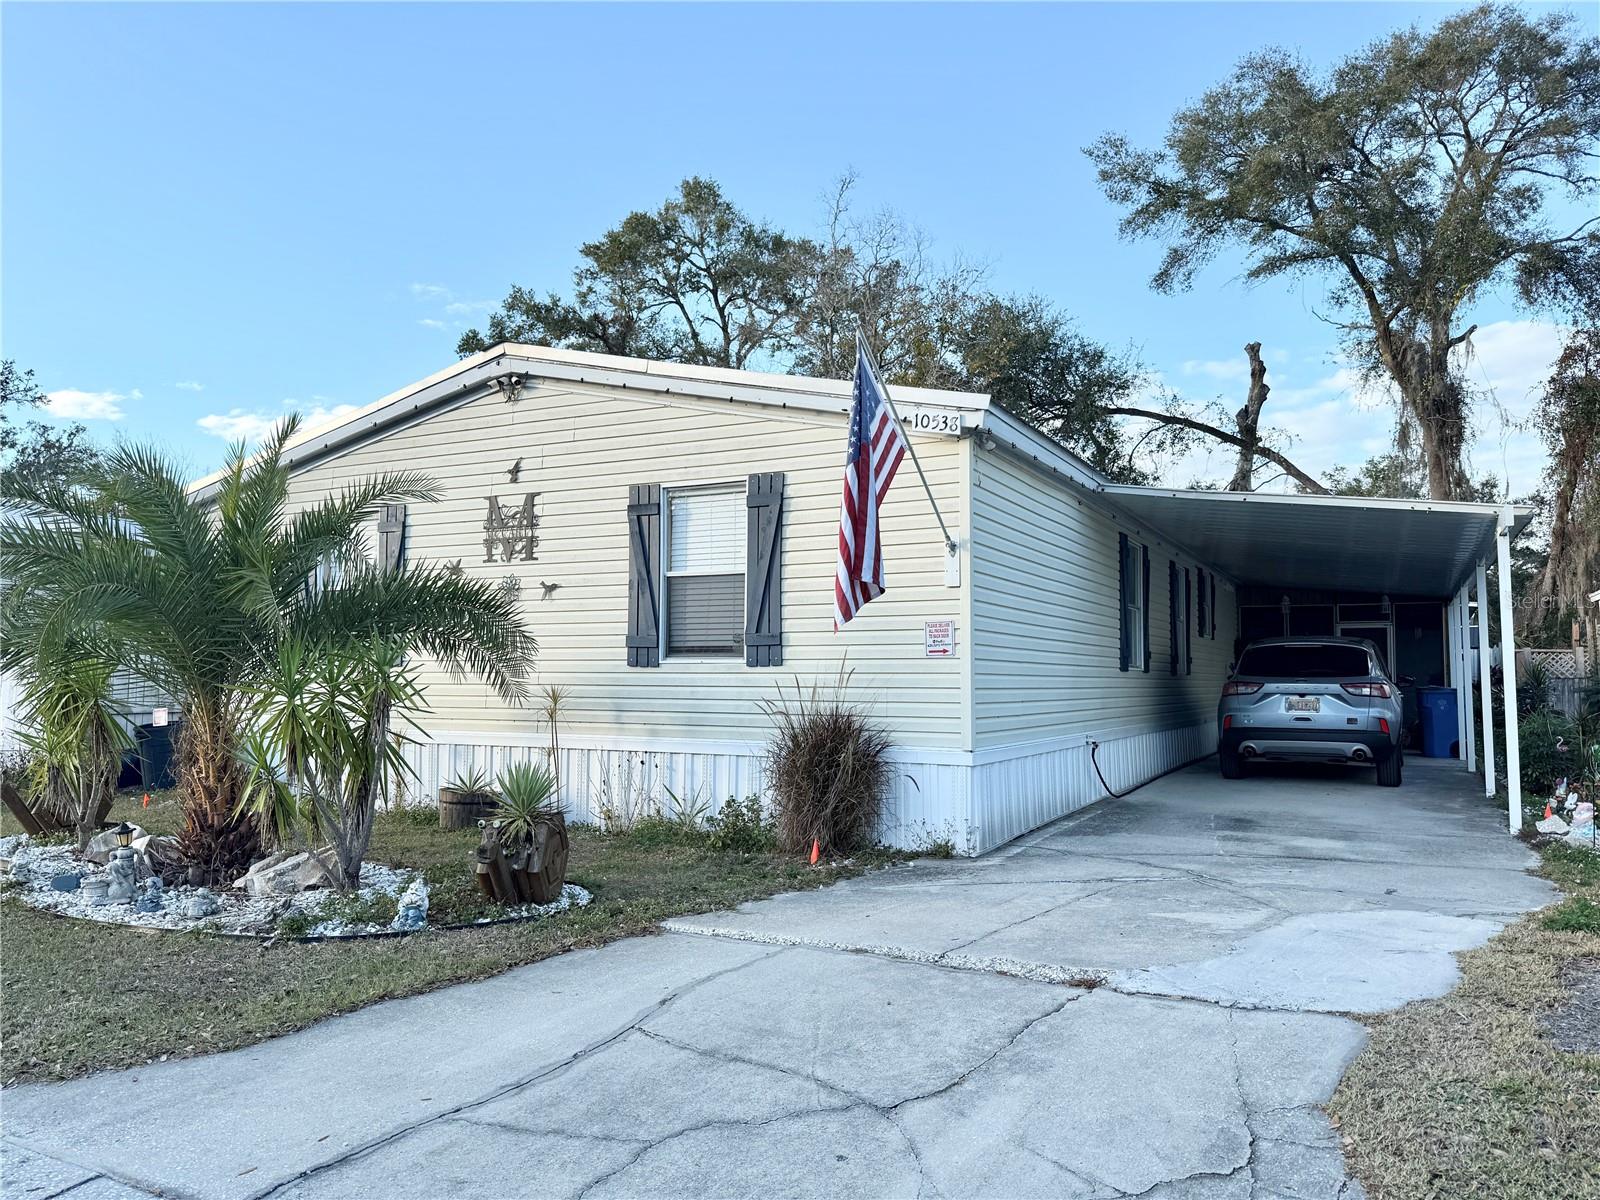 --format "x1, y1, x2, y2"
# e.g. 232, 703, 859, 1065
924, 619, 956, 657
